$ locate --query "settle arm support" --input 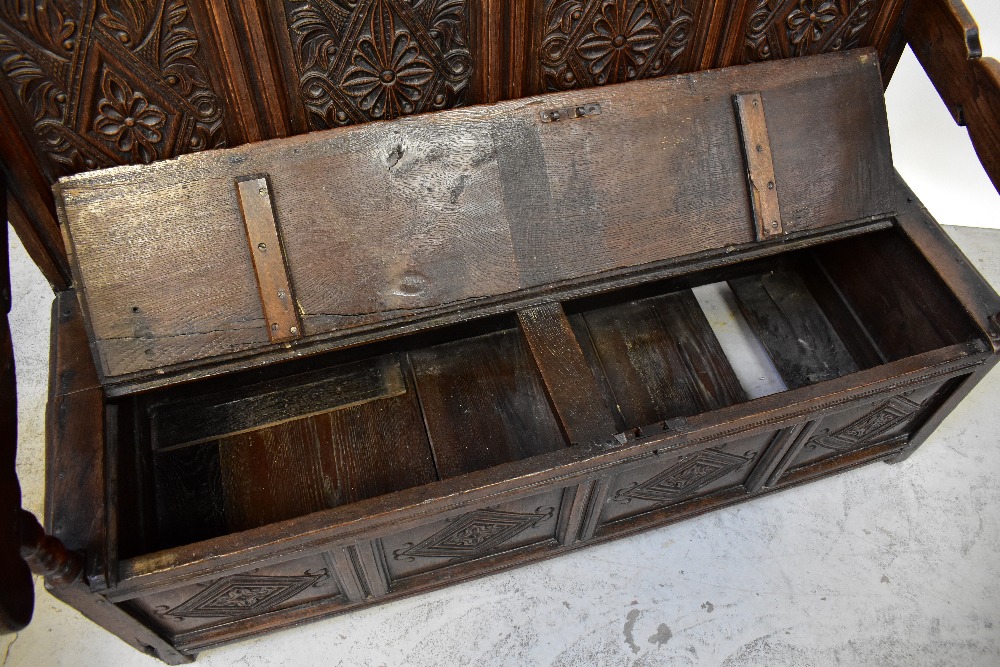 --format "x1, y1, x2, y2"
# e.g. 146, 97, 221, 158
905, 0, 1000, 193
